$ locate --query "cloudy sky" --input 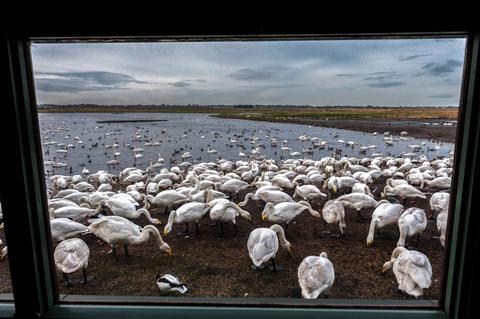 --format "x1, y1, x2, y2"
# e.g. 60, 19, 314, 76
31, 38, 466, 106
